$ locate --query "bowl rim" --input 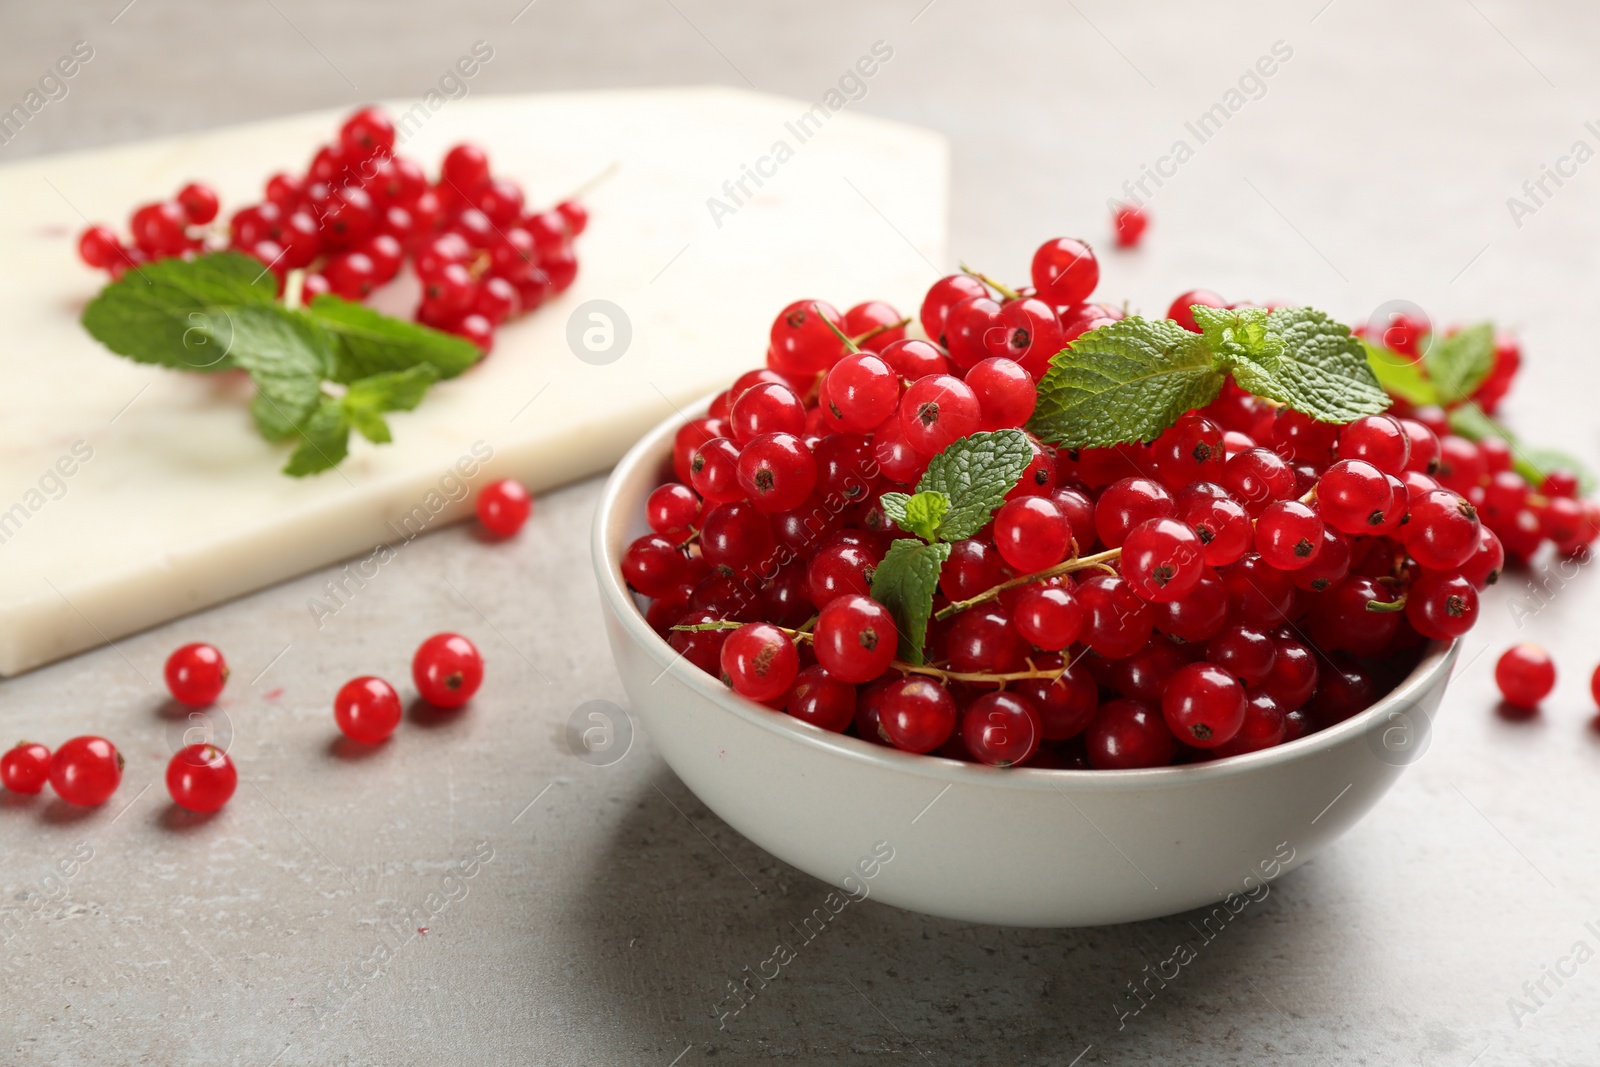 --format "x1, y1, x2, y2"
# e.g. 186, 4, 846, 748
593, 397, 1458, 794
